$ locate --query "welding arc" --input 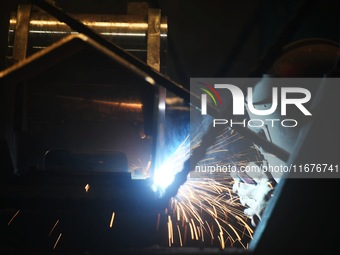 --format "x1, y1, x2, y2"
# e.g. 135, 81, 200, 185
162, 123, 226, 201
